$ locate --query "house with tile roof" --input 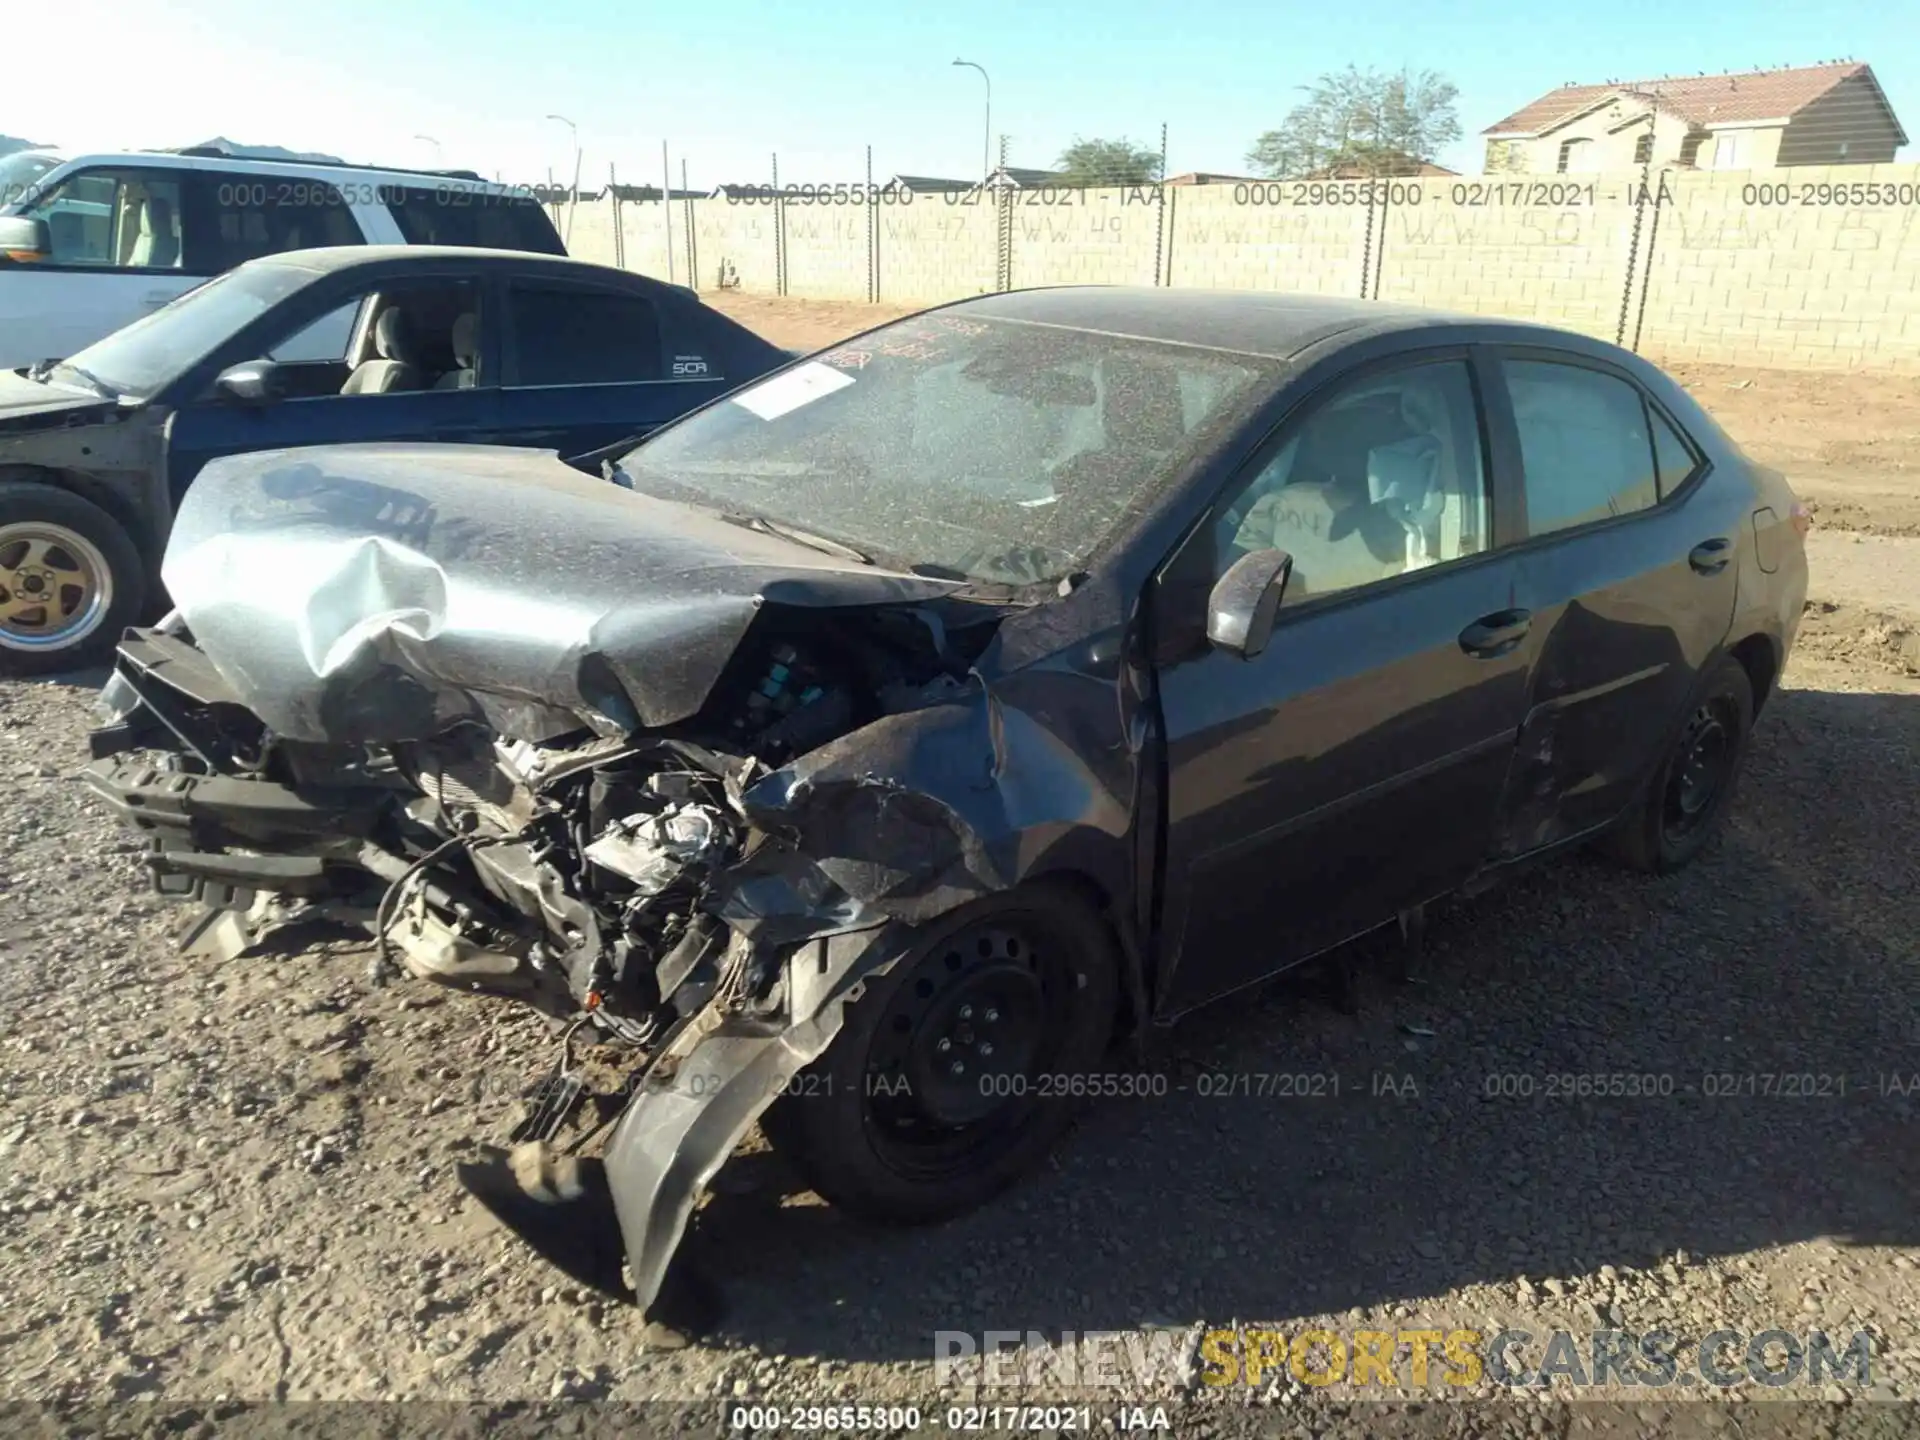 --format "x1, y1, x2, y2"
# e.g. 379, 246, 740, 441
1480, 62, 1906, 174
